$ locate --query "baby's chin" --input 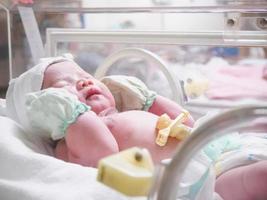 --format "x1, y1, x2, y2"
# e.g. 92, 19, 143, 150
88, 99, 115, 115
